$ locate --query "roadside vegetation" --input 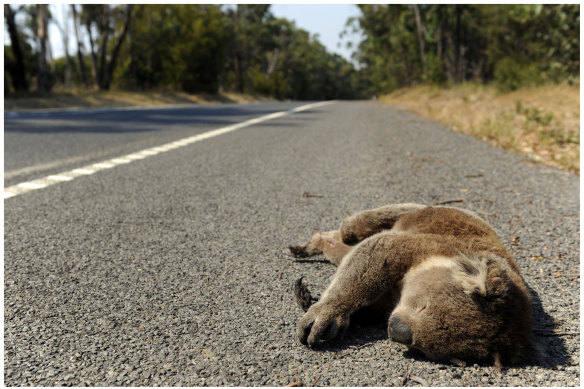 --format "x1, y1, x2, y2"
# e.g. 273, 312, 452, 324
4, 89, 270, 111
380, 84, 579, 173
352, 4, 579, 174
